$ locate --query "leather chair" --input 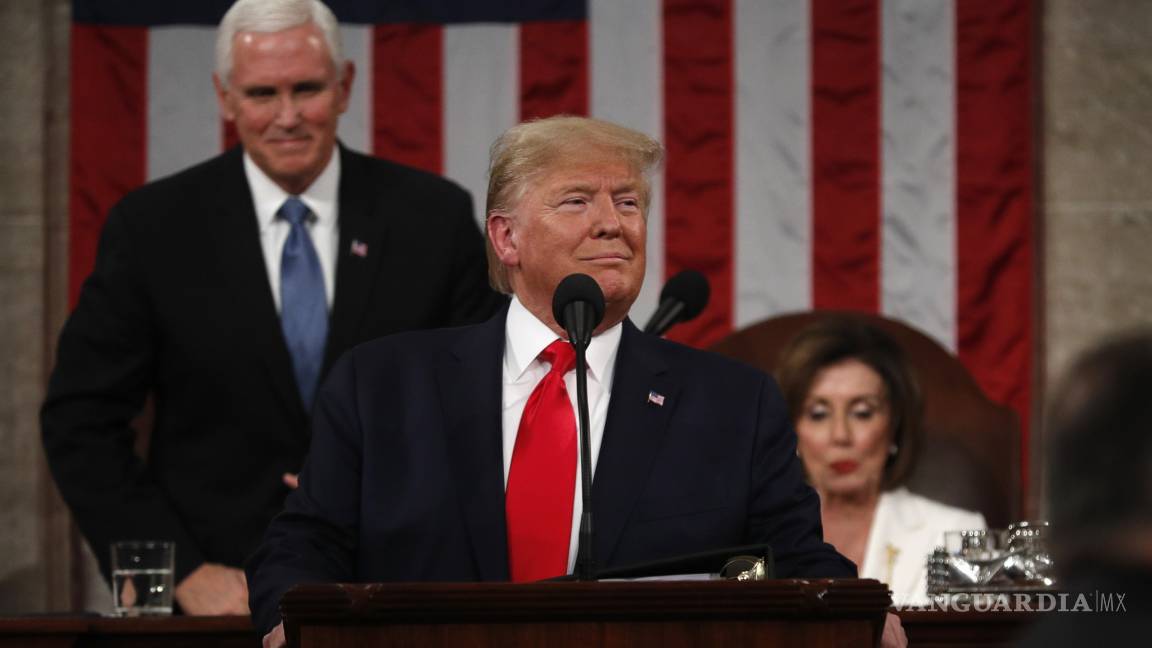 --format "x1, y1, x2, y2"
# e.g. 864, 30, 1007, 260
709, 311, 1020, 528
